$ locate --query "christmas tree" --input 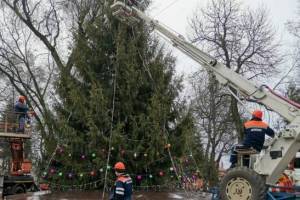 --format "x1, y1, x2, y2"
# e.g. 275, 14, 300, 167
42, 0, 195, 189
